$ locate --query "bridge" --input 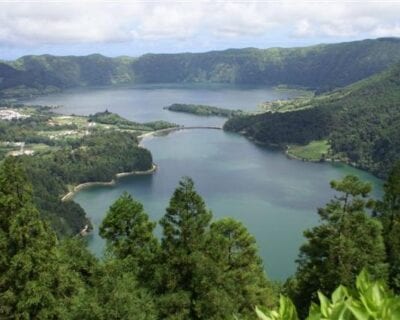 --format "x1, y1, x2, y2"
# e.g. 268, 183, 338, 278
138, 125, 223, 141
179, 126, 222, 130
